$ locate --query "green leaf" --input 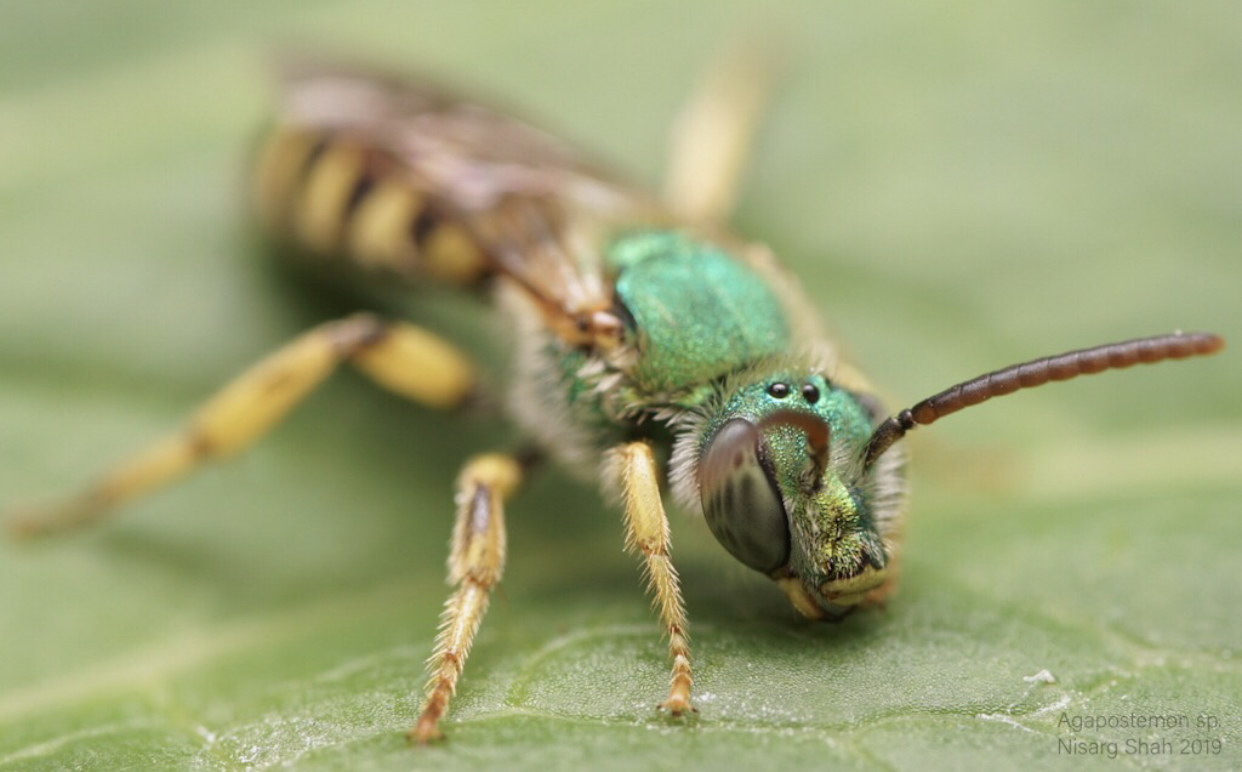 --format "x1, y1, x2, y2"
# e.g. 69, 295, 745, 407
2, 2, 1238, 770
